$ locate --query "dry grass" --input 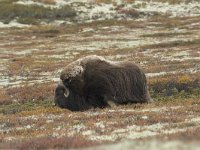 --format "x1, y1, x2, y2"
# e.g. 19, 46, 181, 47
0, 89, 11, 105
0, 82, 55, 105
141, 32, 192, 37
119, 8, 140, 18
94, 0, 113, 4
142, 39, 200, 49
94, 0, 136, 4
0, 97, 200, 148
147, 127, 200, 141
146, 0, 192, 4
0, 136, 98, 149
33, 0, 56, 5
